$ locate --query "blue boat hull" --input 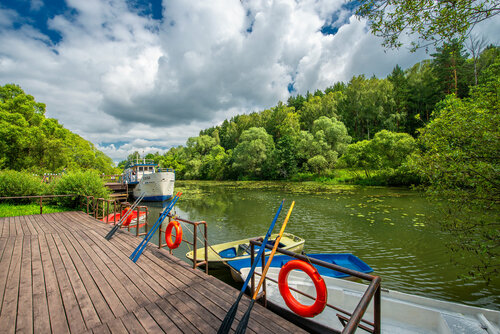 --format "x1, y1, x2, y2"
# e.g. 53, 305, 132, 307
226, 253, 373, 280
